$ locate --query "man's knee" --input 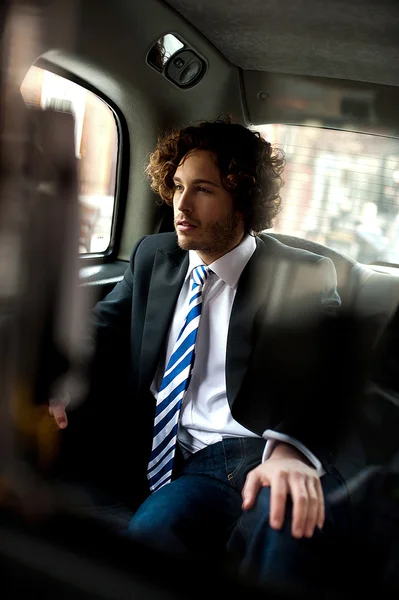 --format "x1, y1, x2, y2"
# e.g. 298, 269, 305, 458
126, 501, 183, 555
242, 476, 349, 537
127, 493, 176, 536
240, 486, 293, 535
